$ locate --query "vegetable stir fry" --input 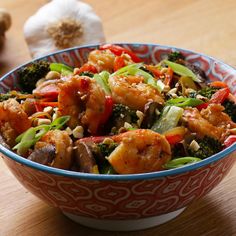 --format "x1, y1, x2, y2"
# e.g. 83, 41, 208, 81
1, 44, 236, 174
